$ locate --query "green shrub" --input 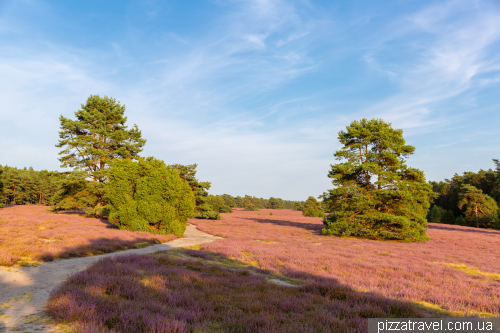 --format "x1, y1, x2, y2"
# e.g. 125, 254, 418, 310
219, 205, 232, 213
108, 157, 195, 237
302, 196, 325, 217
